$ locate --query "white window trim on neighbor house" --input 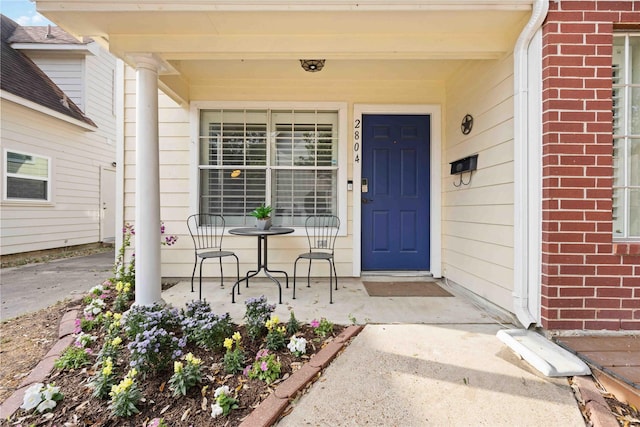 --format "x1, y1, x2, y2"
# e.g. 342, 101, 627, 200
190, 101, 348, 236
613, 33, 640, 241
3, 148, 52, 204
352, 104, 442, 278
